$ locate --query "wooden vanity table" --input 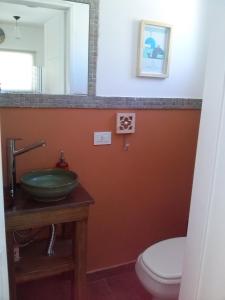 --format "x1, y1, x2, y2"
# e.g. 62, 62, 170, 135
4, 184, 94, 300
